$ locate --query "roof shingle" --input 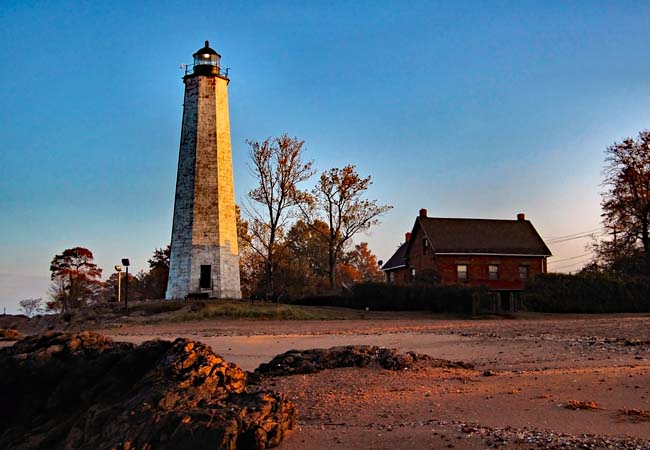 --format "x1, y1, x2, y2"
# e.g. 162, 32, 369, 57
417, 217, 551, 256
